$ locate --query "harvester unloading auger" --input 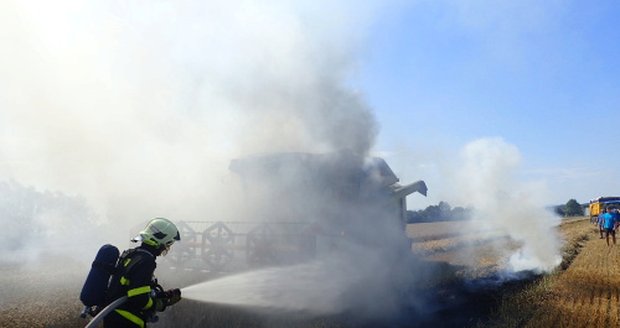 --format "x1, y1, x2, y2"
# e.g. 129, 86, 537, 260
165, 151, 427, 272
